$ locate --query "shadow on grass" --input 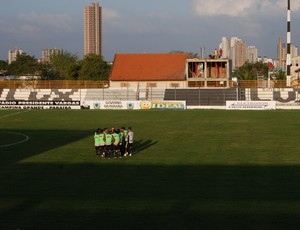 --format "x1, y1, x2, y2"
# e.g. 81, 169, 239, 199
0, 130, 157, 165
0, 129, 91, 166
1, 163, 300, 230
1, 129, 300, 229
134, 139, 159, 154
